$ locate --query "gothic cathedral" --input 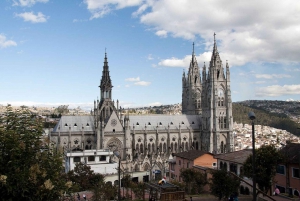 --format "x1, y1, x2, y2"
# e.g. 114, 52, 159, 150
50, 35, 233, 172
182, 35, 234, 153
